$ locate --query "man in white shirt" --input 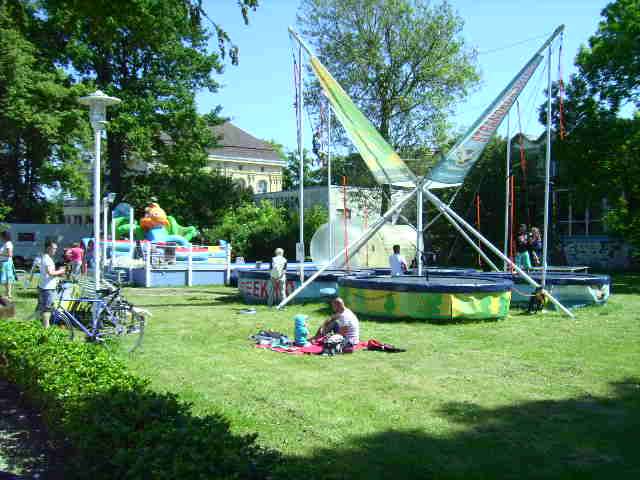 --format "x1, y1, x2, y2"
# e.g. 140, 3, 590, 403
311, 297, 360, 347
267, 248, 287, 307
389, 244, 408, 276
37, 240, 66, 328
